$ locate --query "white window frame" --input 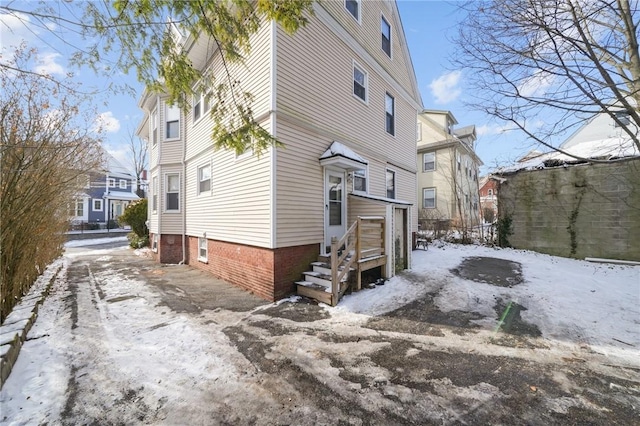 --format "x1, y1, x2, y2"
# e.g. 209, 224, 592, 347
197, 163, 211, 195
198, 237, 208, 263
152, 234, 158, 252
385, 92, 395, 136
93, 199, 103, 211
423, 153, 436, 172
165, 104, 180, 140
488, 189, 493, 196
381, 14, 392, 58
72, 199, 84, 217
193, 90, 211, 123
119, 179, 127, 189
345, 0, 361, 23
151, 108, 158, 146
353, 61, 368, 104
165, 173, 180, 212
423, 188, 436, 209
152, 176, 158, 212
107, 177, 116, 188
386, 168, 396, 200
351, 168, 368, 194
